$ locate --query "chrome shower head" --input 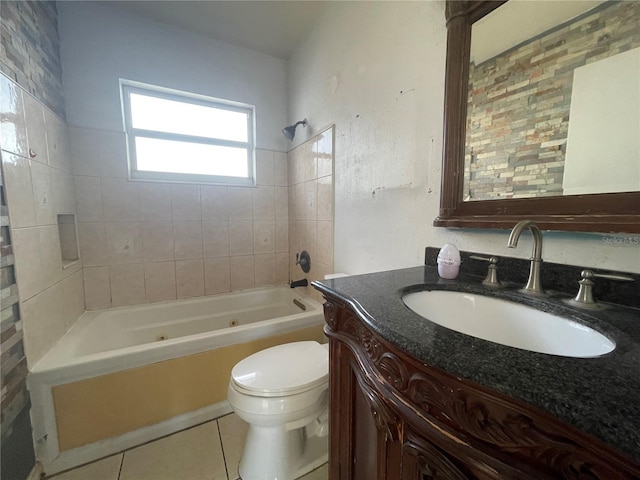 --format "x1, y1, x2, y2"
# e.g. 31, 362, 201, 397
282, 119, 307, 141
